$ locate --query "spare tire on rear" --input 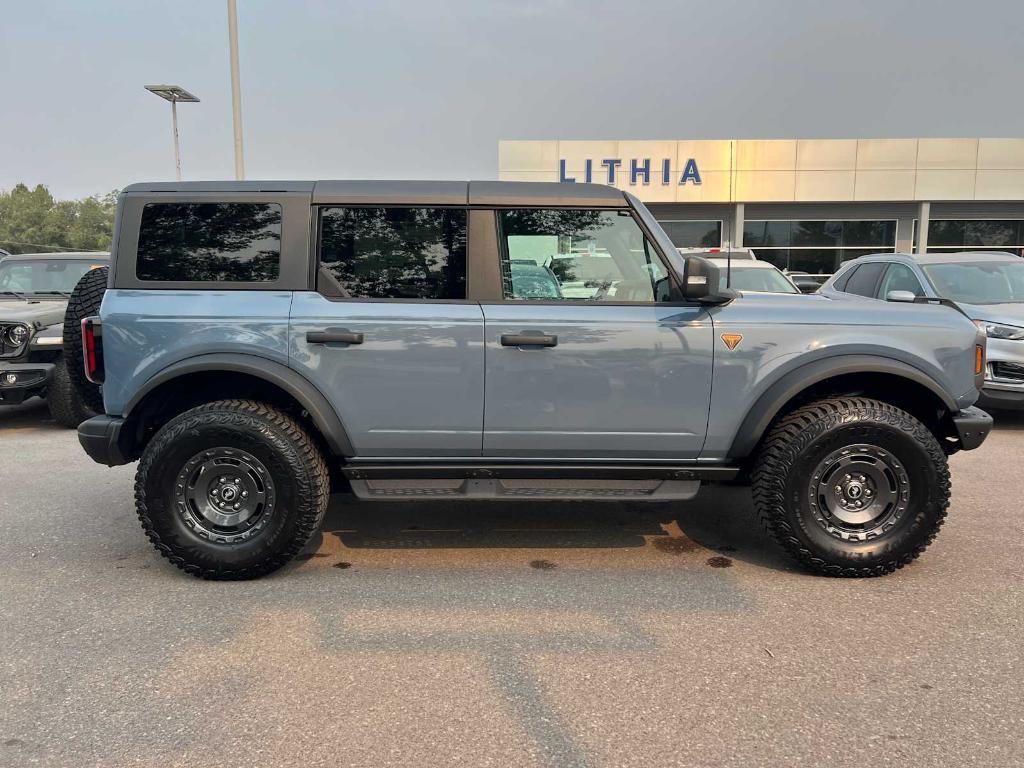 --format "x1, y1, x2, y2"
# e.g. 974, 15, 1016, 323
62, 266, 108, 414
